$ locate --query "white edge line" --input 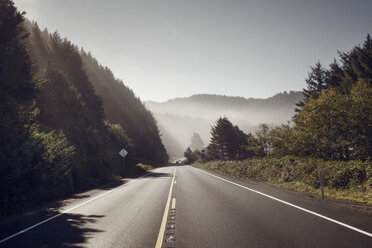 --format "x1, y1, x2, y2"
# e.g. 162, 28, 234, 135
0, 172, 152, 244
195, 167, 372, 238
